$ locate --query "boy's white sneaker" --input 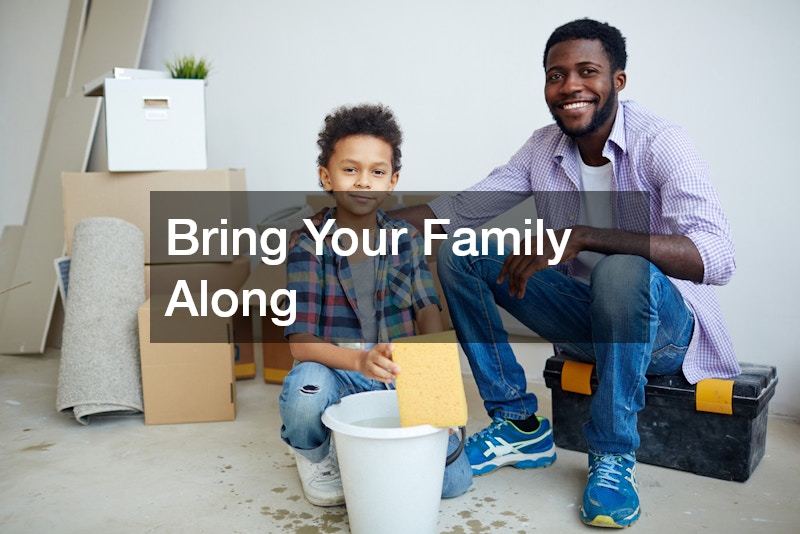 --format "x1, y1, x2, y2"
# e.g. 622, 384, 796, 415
294, 446, 345, 506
